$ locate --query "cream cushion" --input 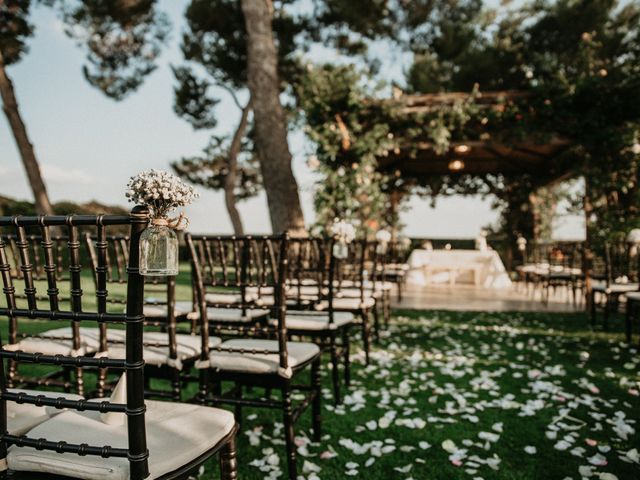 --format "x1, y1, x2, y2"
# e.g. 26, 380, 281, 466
3, 326, 102, 356
7, 389, 84, 436
314, 297, 376, 311
205, 292, 257, 304
626, 291, 640, 302
96, 331, 220, 370
210, 339, 320, 378
274, 311, 354, 331
142, 300, 195, 318
592, 281, 639, 294
205, 307, 269, 323
7, 400, 235, 480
